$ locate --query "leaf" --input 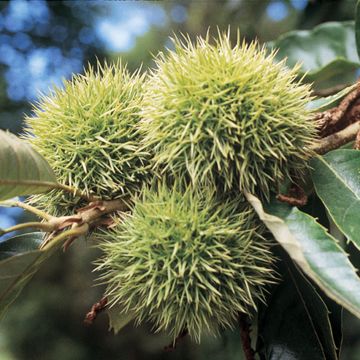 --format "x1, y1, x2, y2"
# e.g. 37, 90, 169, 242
0, 130, 57, 201
0, 232, 43, 261
322, 296, 343, 359
106, 303, 135, 334
196, 328, 243, 360
310, 150, 360, 250
269, 21, 359, 84
356, 0, 360, 59
0, 232, 61, 319
307, 84, 357, 112
245, 192, 360, 319
258, 253, 338, 360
